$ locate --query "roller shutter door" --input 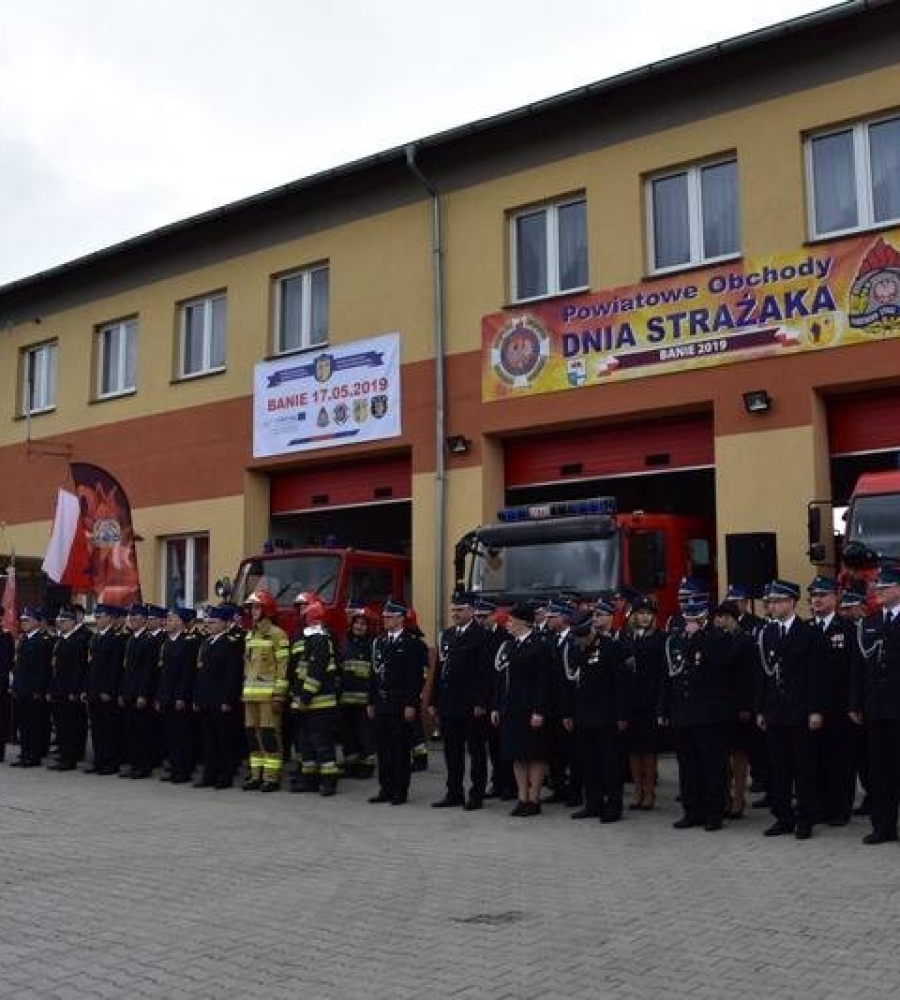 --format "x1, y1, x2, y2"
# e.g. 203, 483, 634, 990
270, 454, 411, 513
